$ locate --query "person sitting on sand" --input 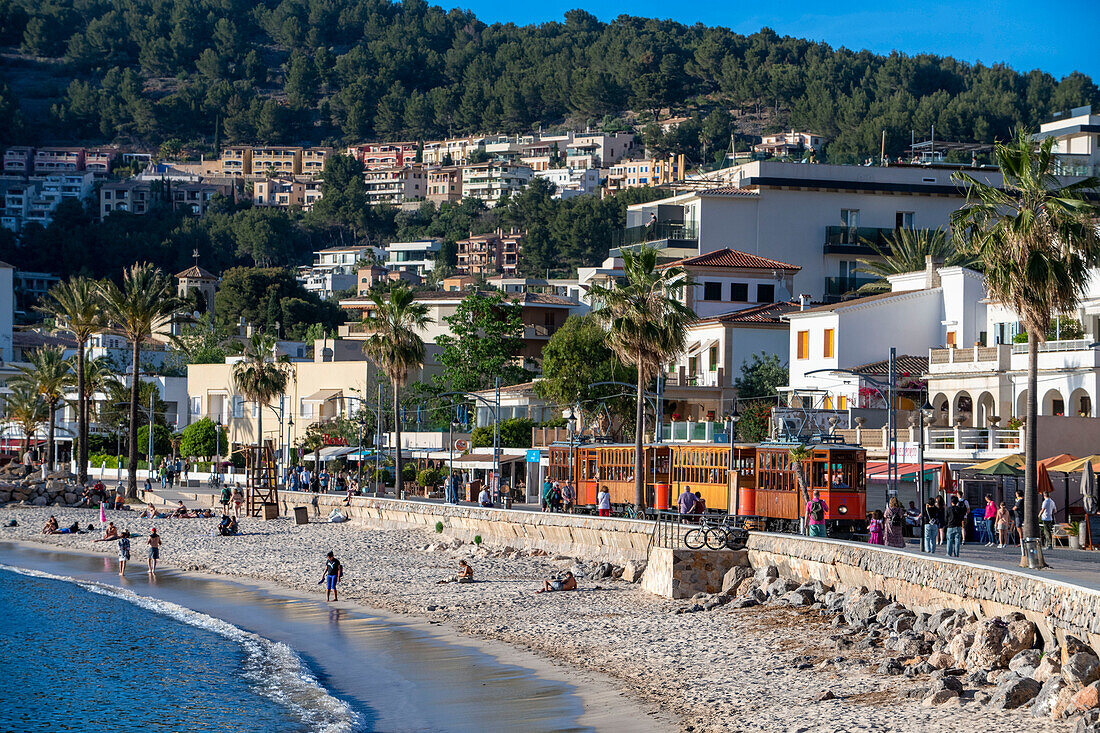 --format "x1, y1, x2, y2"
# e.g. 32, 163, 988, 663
438, 560, 475, 584
93, 522, 120, 542
172, 500, 189, 518
42, 515, 59, 534
218, 514, 240, 536
536, 571, 577, 594
139, 503, 159, 519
